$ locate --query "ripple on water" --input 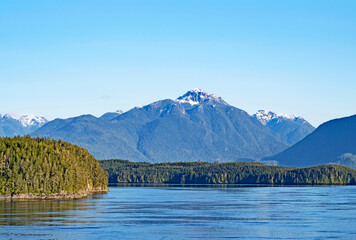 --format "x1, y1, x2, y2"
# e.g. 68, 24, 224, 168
0, 185, 355, 240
